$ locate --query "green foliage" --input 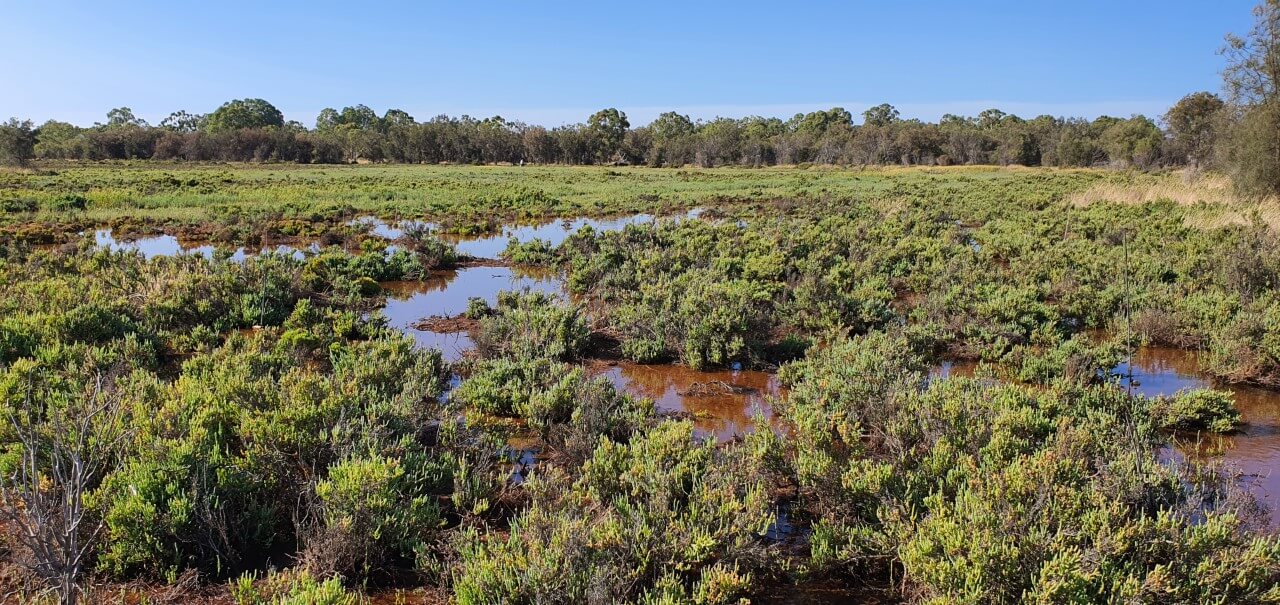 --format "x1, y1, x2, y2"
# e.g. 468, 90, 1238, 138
472, 291, 589, 361
452, 421, 769, 605
452, 357, 570, 417
1002, 328, 1125, 385
1222, 102, 1280, 196
205, 98, 285, 133
1164, 91, 1225, 167
0, 118, 37, 166
1151, 388, 1243, 432
775, 333, 1280, 603
463, 297, 491, 320
307, 454, 447, 578
3, 164, 1280, 603
231, 569, 359, 605
90, 331, 449, 580
452, 358, 651, 458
